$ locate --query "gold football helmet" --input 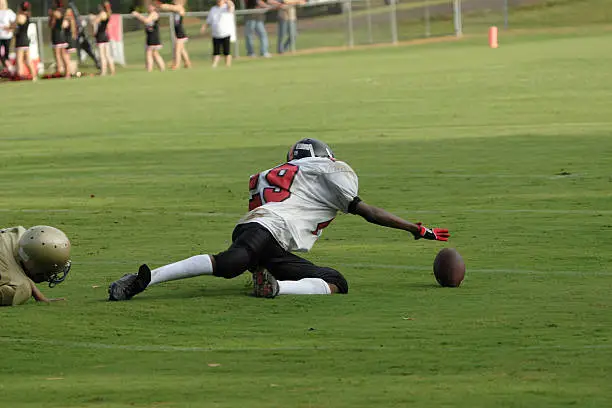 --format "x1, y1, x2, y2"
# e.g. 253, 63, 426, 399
17, 226, 71, 287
